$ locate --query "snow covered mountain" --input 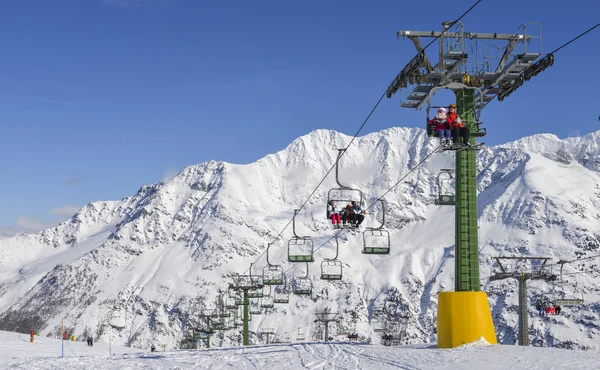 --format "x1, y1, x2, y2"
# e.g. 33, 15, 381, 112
0, 127, 599, 350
